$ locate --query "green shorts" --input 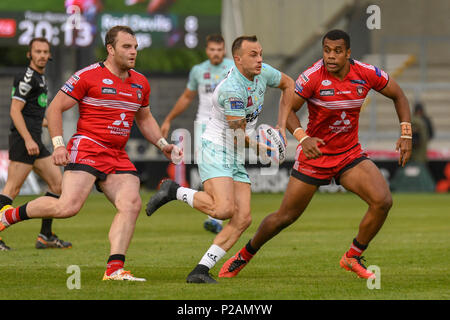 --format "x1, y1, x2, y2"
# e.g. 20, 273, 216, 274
198, 139, 251, 184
